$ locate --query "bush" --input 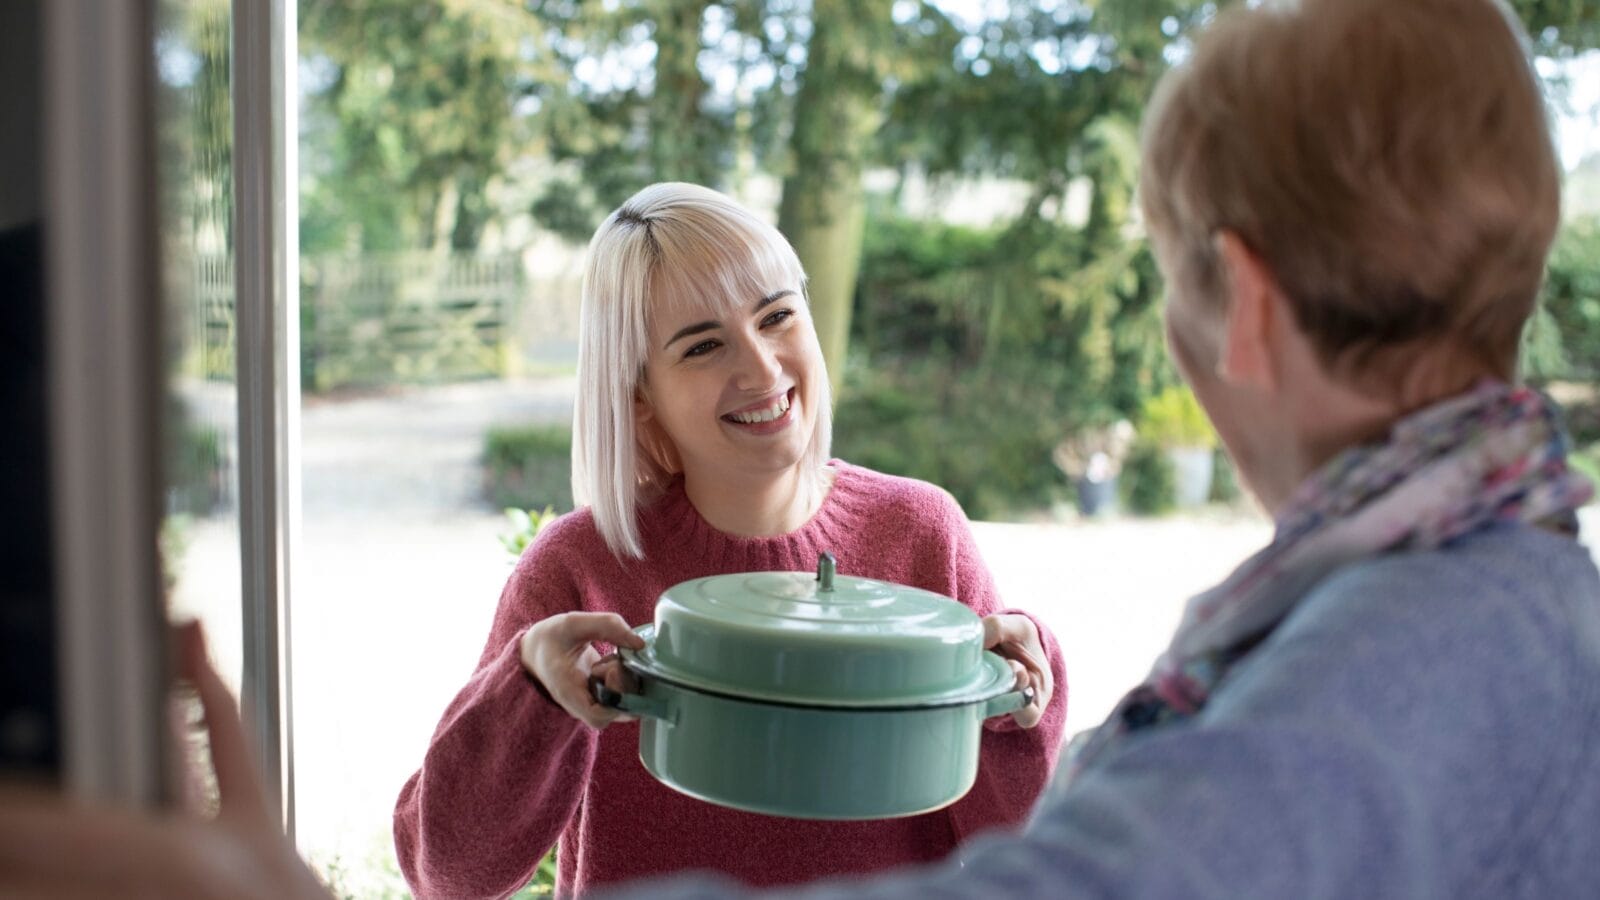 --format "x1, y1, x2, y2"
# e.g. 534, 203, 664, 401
165, 395, 227, 516
483, 425, 574, 512
1209, 448, 1242, 504
1120, 441, 1176, 516
1530, 217, 1600, 381
1138, 385, 1216, 450
1571, 443, 1600, 504
833, 361, 1070, 520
